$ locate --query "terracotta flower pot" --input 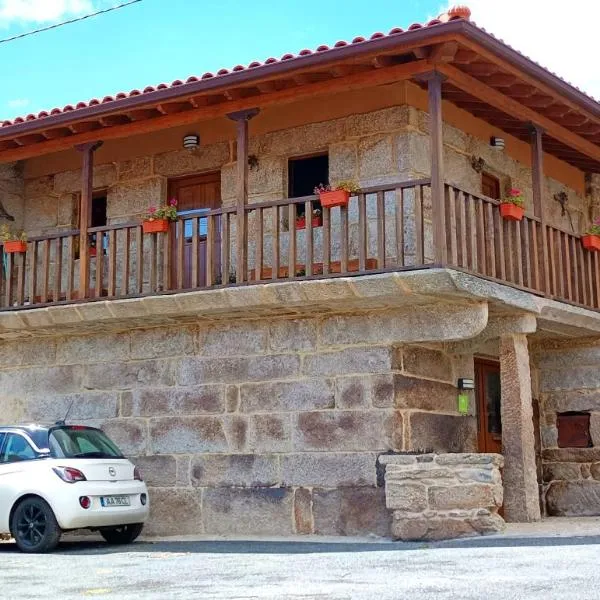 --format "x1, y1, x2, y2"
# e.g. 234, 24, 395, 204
3, 240, 27, 253
143, 218, 169, 234
500, 203, 524, 221
89, 246, 97, 257
296, 216, 306, 230
319, 190, 350, 208
582, 235, 600, 252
